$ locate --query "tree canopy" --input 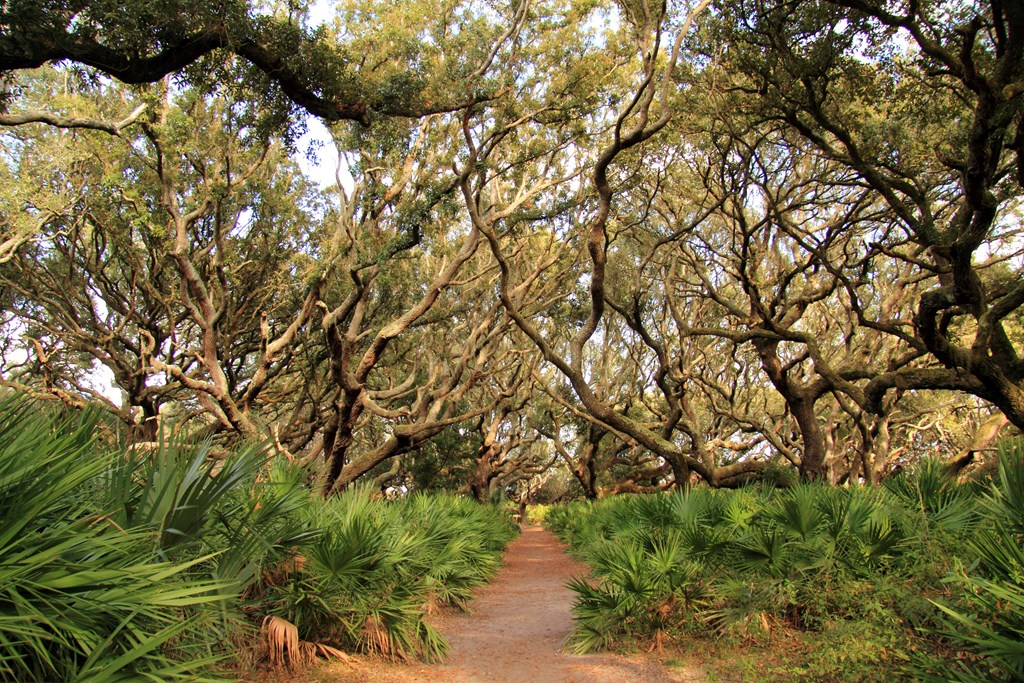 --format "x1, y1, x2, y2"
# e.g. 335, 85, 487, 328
1, 0, 1022, 496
